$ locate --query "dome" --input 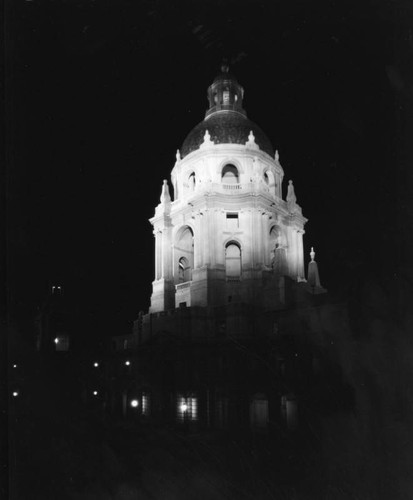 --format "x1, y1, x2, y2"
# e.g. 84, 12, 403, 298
181, 111, 274, 158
